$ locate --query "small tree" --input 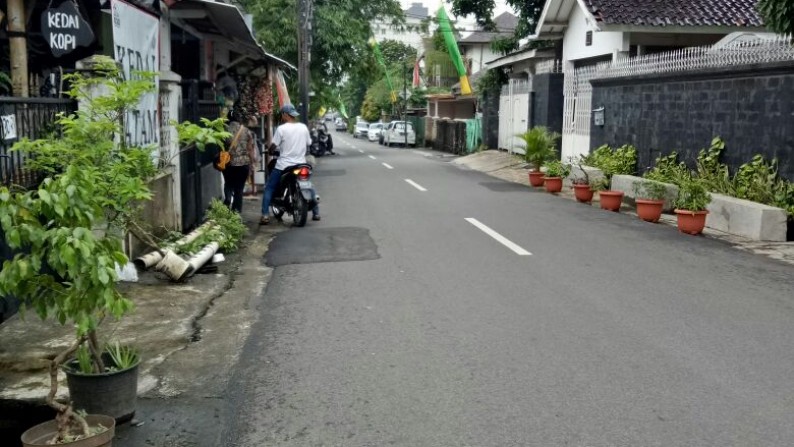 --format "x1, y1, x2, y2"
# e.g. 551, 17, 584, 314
0, 56, 227, 442
757, 0, 794, 36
